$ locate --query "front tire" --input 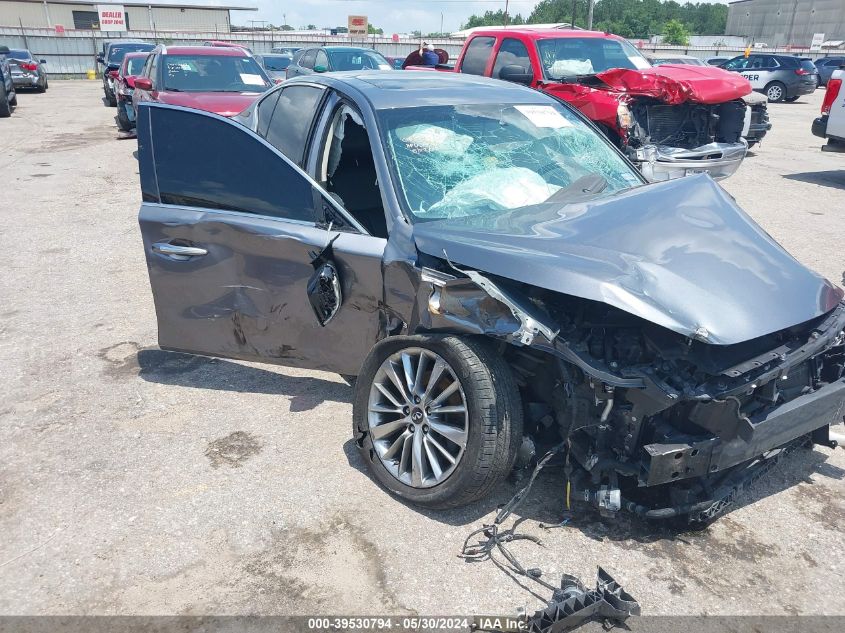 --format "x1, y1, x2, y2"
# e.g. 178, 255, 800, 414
765, 81, 786, 102
0, 86, 10, 117
116, 105, 133, 131
353, 335, 523, 509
